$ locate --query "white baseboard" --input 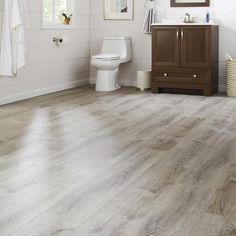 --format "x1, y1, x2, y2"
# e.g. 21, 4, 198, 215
119, 80, 137, 87
91, 78, 226, 93
1, 77, 225, 106
219, 85, 226, 92
90, 78, 137, 87
0, 79, 89, 105
90, 78, 96, 84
